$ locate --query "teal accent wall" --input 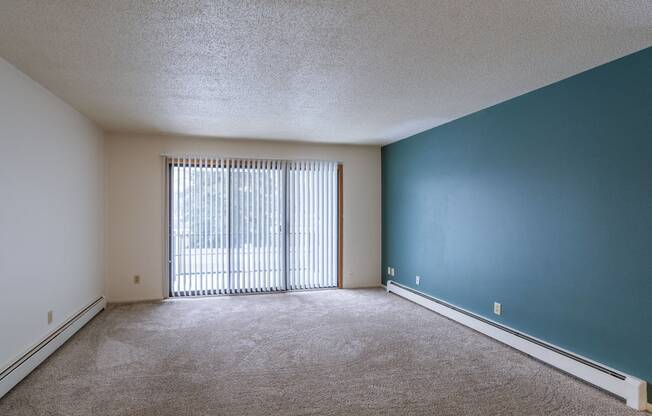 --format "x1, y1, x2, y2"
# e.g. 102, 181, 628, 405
381, 46, 652, 397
